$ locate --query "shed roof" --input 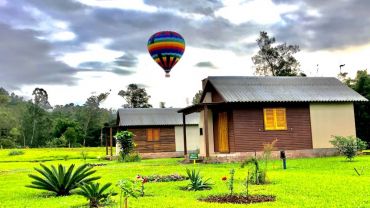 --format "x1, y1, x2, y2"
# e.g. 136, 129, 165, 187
204, 76, 367, 102
117, 108, 199, 127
